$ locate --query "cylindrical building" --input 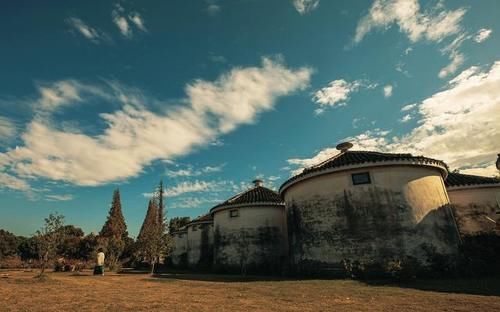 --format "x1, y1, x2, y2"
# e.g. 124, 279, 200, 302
446, 172, 500, 235
279, 143, 460, 274
170, 227, 188, 267
210, 179, 287, 274
186, 214, 214, 270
